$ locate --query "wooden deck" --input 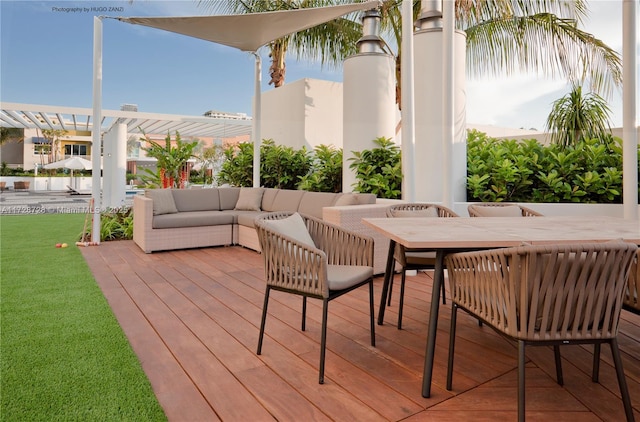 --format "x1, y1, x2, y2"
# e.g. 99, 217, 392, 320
81, 241, 640, 421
